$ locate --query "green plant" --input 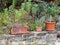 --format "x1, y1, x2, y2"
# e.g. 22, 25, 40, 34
0, 27, 4, 34
0, 12, 8, 26
57, 6, 60, 14
15, 9, 23, 22
30, 22, 36, 31
36, 1, 48, 18
8, 5, 16, 23
0, 12, 4, 26
6, 0, 16, 23
35, 16, 45, 28
4, 8, 9, 22
0, 12, 8, 34
22, 22, 28, 27
25, 0, 31, 12
45, 2, 58, 20
21, 3, 25, 10
12, 0, 17, 7
56, 0, 60, 4
31, 4, 38, 14
0, 8, 11, 34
